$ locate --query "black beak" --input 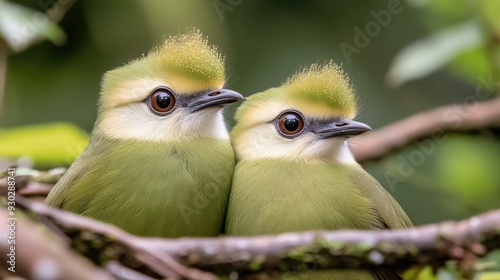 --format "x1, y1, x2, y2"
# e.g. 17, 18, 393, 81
190, 89, 244, 112
315, 119, 372, 139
